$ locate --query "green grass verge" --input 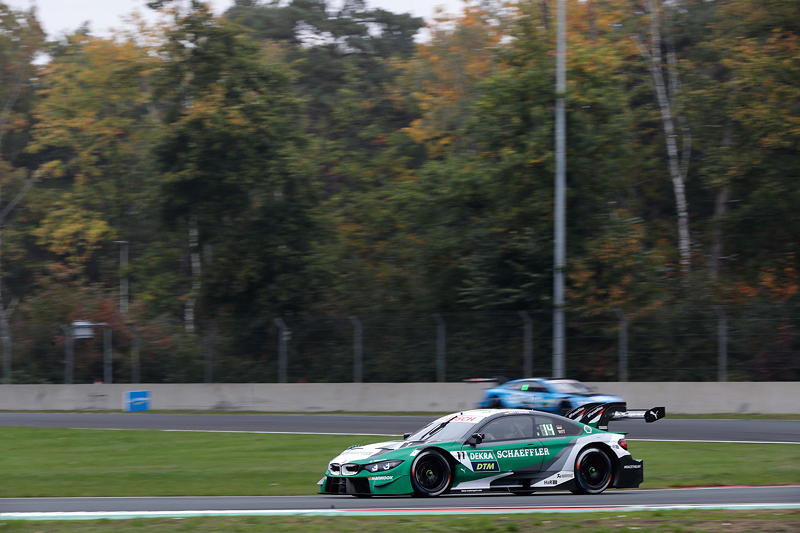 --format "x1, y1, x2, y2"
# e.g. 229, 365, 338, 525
0, 511, 799, 532
0, 428, 797, 497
